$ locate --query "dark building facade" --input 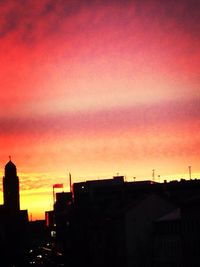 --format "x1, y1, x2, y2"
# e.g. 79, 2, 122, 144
3, 160, 20, 211
0, 159, 29, 266
48, 177, 200, 267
